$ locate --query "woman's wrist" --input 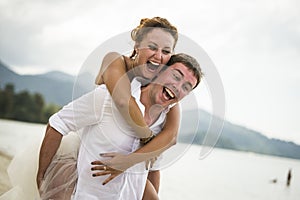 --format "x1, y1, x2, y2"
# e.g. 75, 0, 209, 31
140, 131, 155, 145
